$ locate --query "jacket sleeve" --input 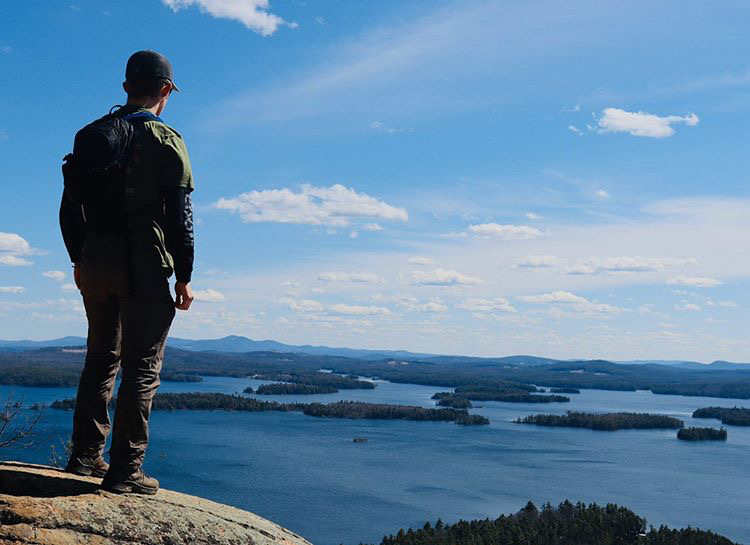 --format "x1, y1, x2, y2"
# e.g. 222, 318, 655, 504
59, 189, 86, 264
161, 186, 194, 283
